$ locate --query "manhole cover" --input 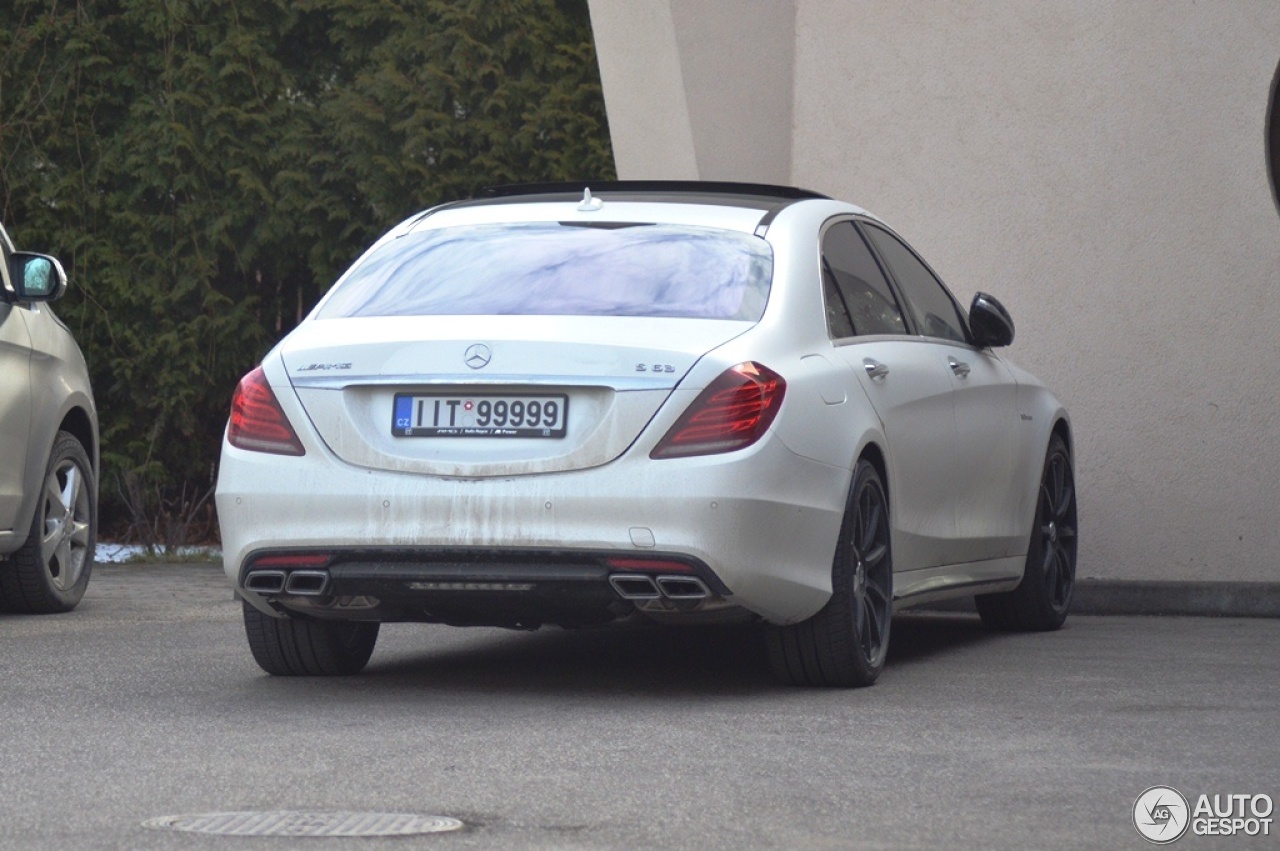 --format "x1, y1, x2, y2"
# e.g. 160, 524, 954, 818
143, 811, 464, 837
